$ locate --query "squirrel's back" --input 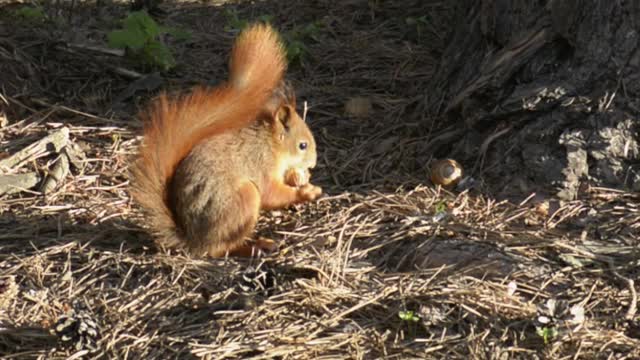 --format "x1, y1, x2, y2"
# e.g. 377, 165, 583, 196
130, 24, 287, 248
